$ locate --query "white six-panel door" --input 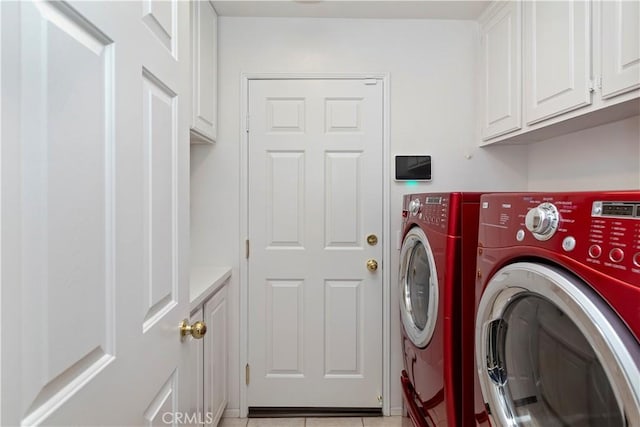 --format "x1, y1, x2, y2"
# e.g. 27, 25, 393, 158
1, 1, 191, 425
247, 79, 384, 408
